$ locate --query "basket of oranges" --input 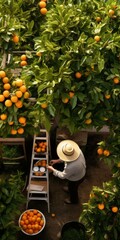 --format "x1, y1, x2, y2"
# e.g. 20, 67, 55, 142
34, 141, 47, 153
19, 209, 46, 235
